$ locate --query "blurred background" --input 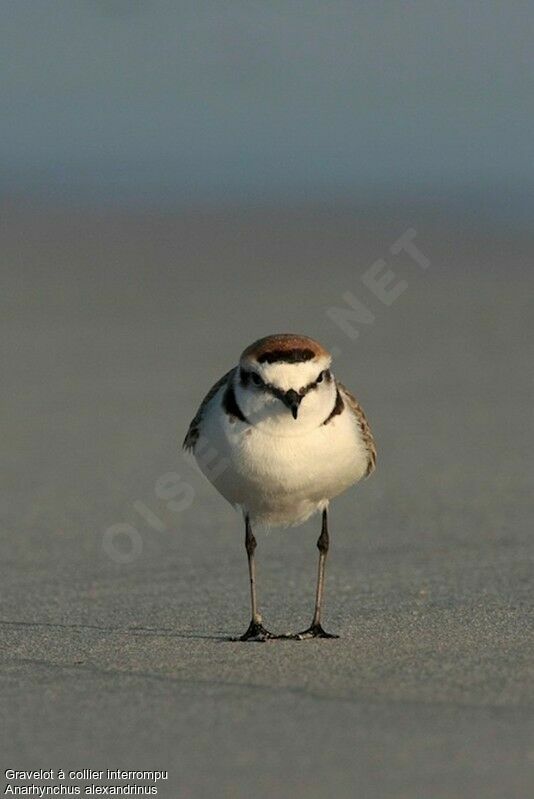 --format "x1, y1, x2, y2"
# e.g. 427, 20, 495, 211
1, 0, 533, 218
1, 3, 533, 799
